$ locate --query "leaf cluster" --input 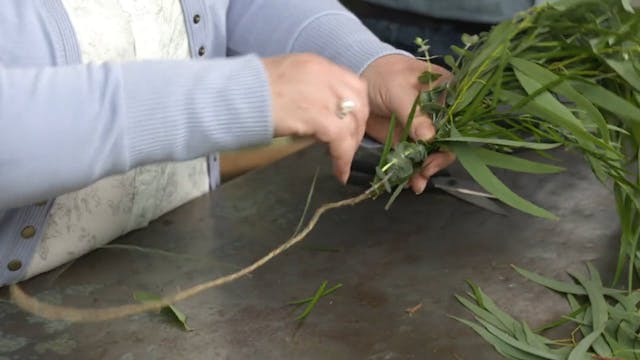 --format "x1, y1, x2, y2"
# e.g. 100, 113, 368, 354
456, 265, 640, 359
375, 0, 640, 285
